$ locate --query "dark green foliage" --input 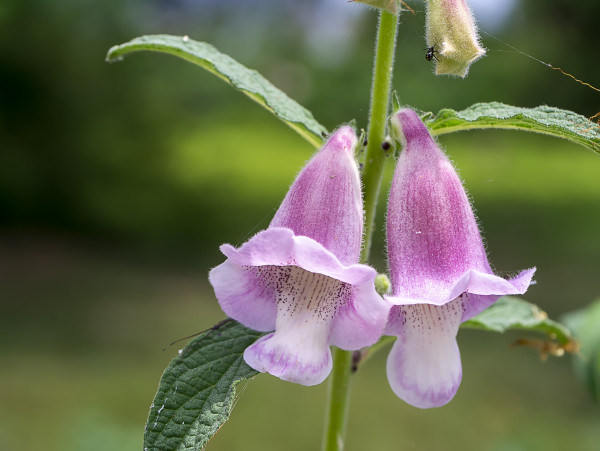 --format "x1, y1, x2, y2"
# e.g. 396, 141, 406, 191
107, 35, 327, 148
144, 320, 263, 451
463, 296, 573, 346
424, 103, 600, 154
